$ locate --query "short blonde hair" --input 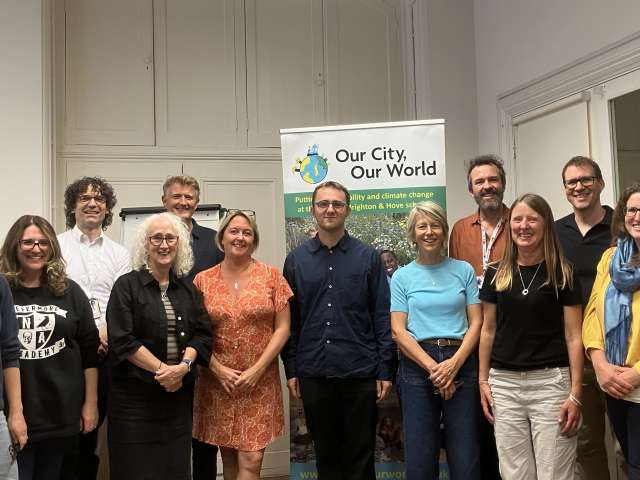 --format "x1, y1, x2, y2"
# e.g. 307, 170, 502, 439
406, 201, 449, 245
216, 211, 260, 252
162, 175, 200, 202
131, 212, 194, 277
